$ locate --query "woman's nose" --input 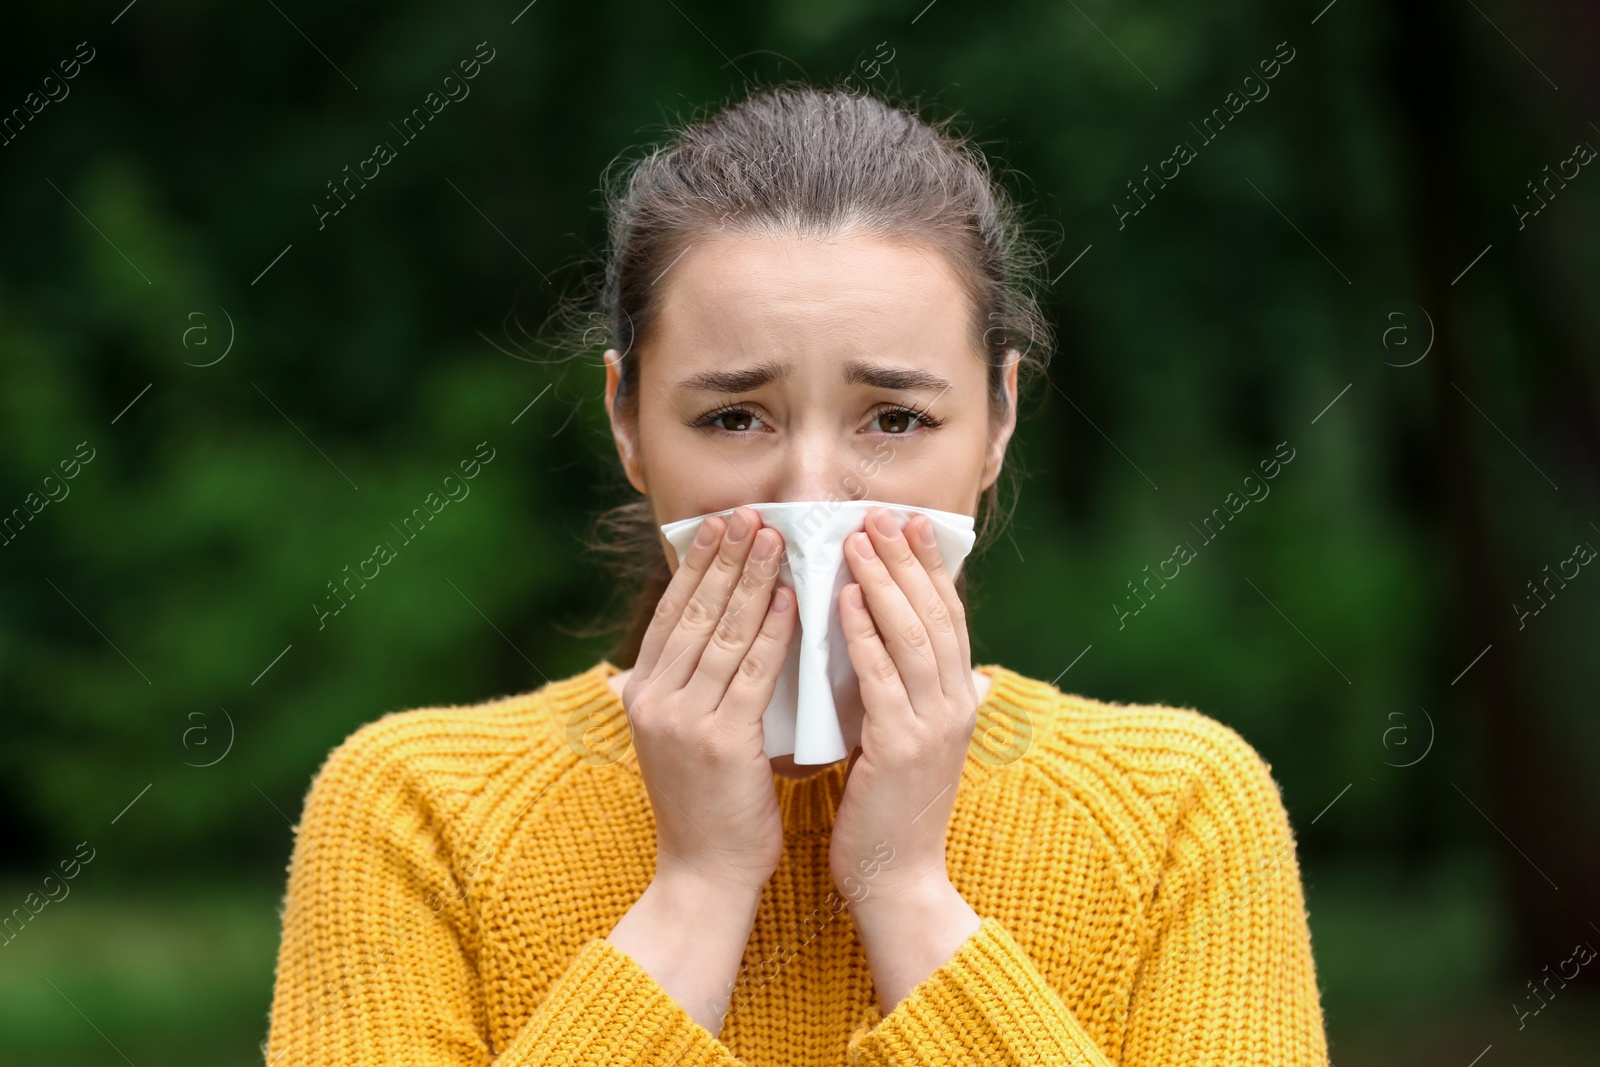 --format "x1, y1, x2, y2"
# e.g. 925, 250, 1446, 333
768, 437, 870, 503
